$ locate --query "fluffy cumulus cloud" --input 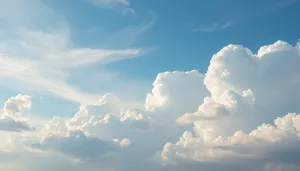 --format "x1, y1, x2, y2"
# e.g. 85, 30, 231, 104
146, 70, 209, 112
1, 40, 300, 171
160, 40, 300, 170
0, 94, 34, 132
162, 113, 300, 163
42, 93, 153, 138
205, 41, 300, 117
